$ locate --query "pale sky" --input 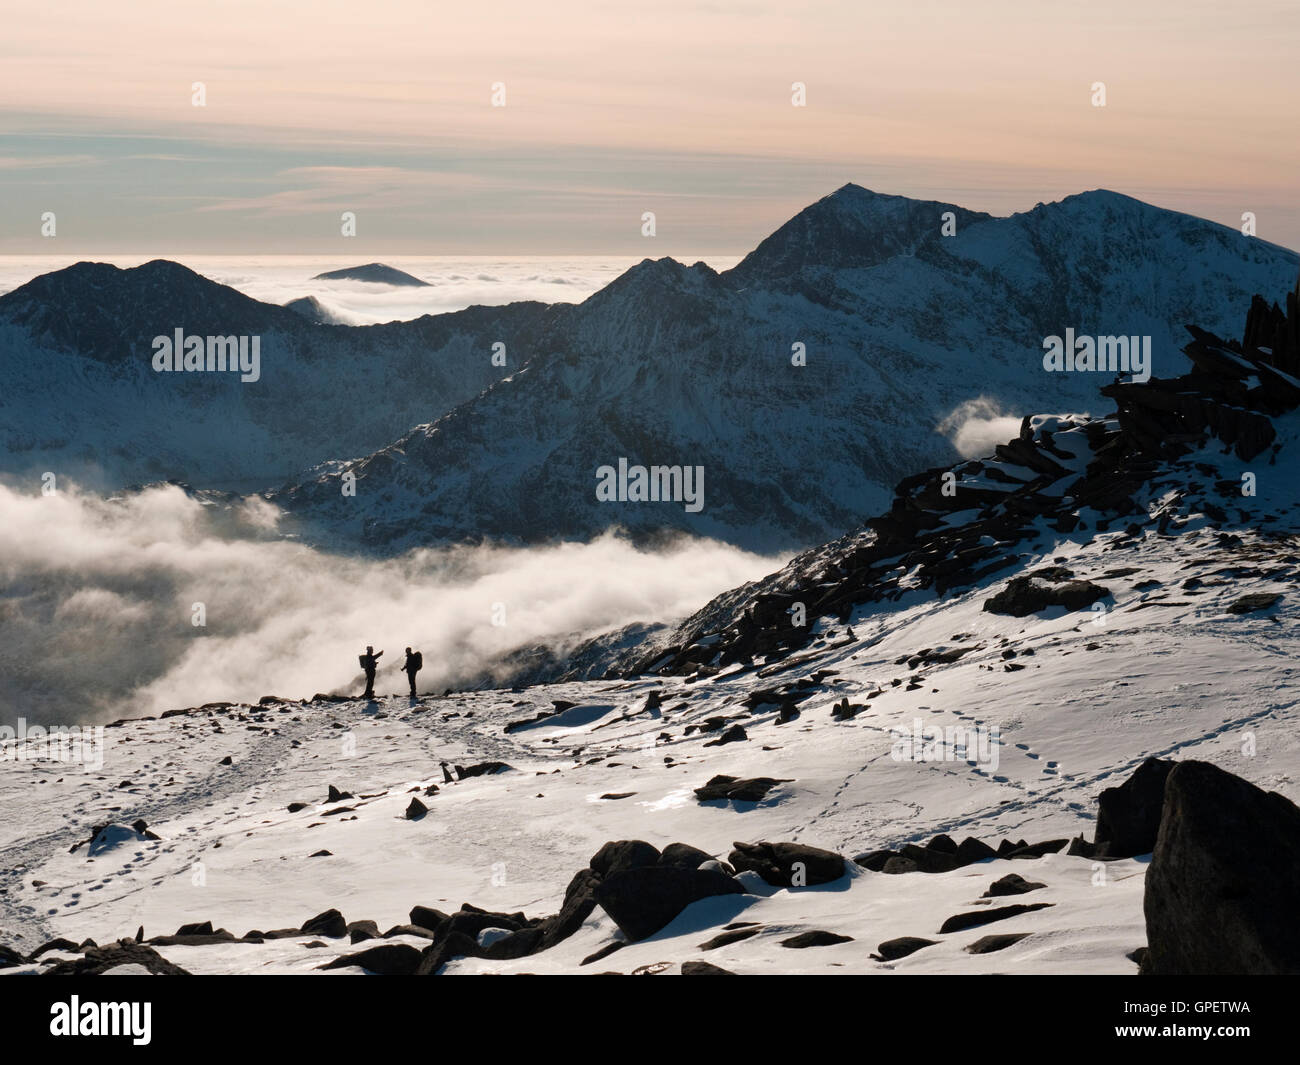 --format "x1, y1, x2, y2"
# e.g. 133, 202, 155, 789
1, 0, 1296, 253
